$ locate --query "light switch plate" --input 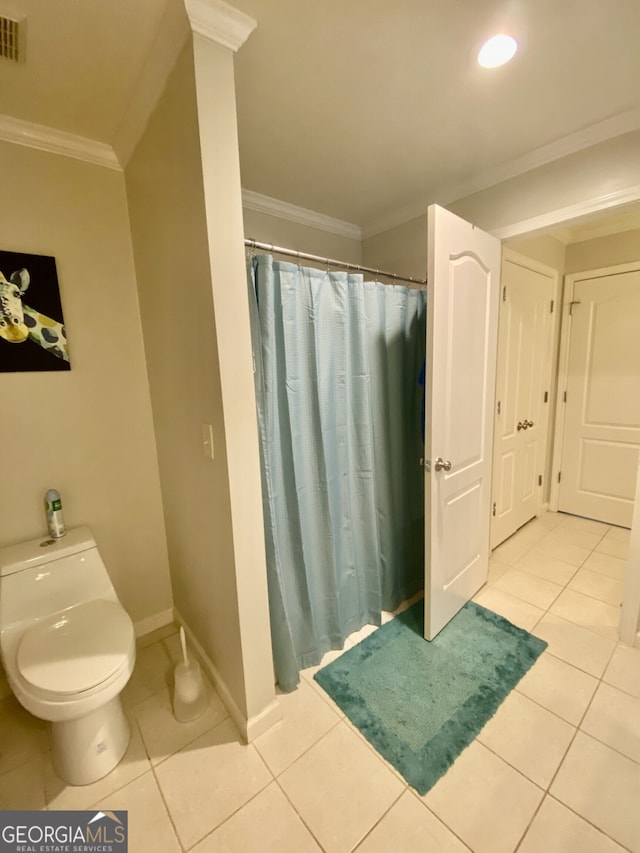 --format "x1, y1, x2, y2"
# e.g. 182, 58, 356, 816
202, 423, 214, 460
